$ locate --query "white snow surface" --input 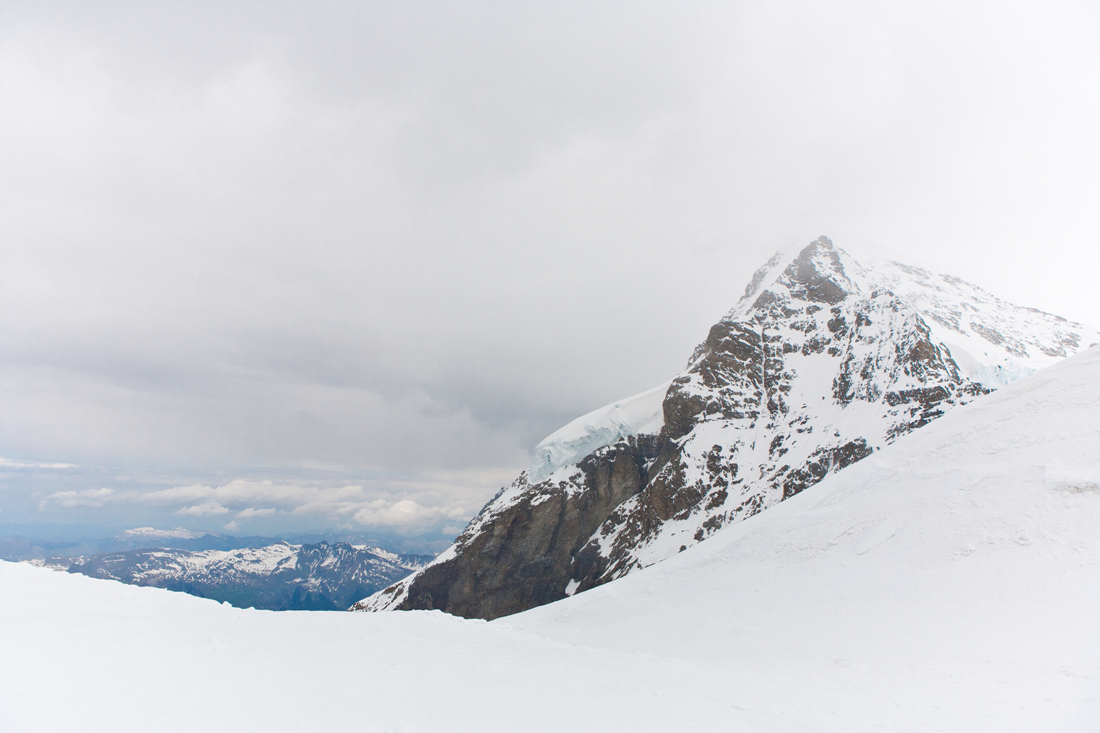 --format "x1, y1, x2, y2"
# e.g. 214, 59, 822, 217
526, 380, 669, 484
2, 347, 1098, 732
